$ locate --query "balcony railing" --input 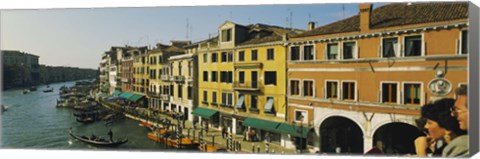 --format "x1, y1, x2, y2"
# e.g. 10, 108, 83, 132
187, 76, 193, 82
233, 81, 262, 91
147, 92, 161, 98
160, 94, 170, 101
161, 75, 171, 81
173, 76, 185, 82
